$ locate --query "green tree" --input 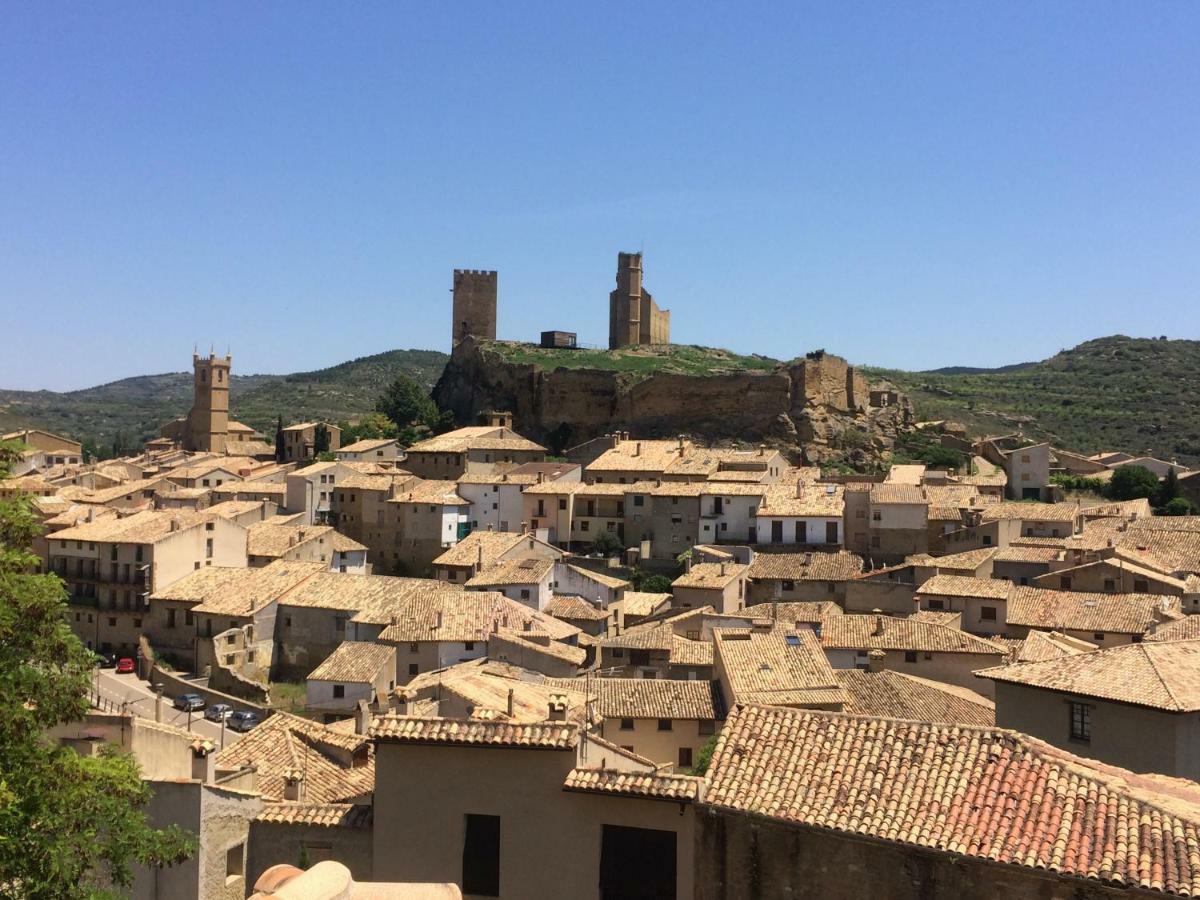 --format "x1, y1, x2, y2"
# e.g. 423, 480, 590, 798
376, 375, 439, 432
312, 423, 331, 455
590, 531, 624, 557
1162, 497, 1195, 516
689, 735, 719, 776
0, 440, 195, 896
1156, 467, 1182, 508
339, 413, 399, 445
1105, 464, 1160, 501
